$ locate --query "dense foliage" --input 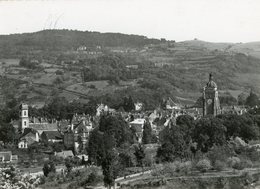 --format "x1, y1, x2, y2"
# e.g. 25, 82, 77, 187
157, 114, 260, 162
87, 113, 135, 188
